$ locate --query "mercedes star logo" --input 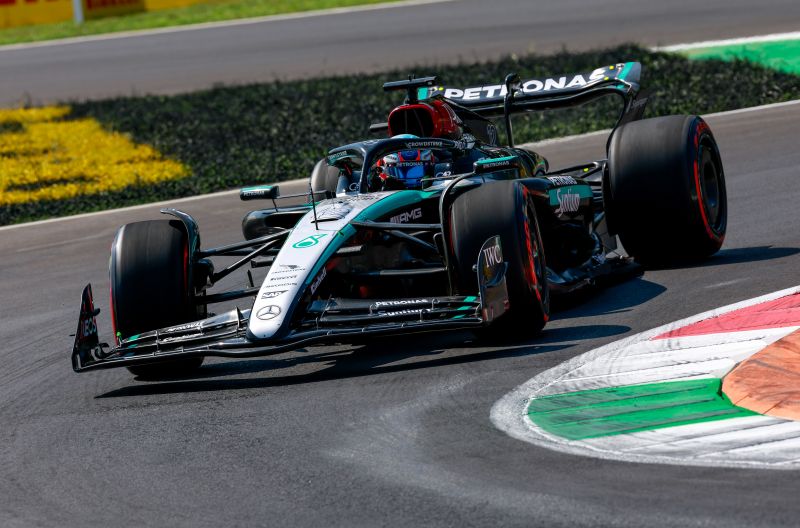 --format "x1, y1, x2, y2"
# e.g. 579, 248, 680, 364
256, 305, 282, 320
